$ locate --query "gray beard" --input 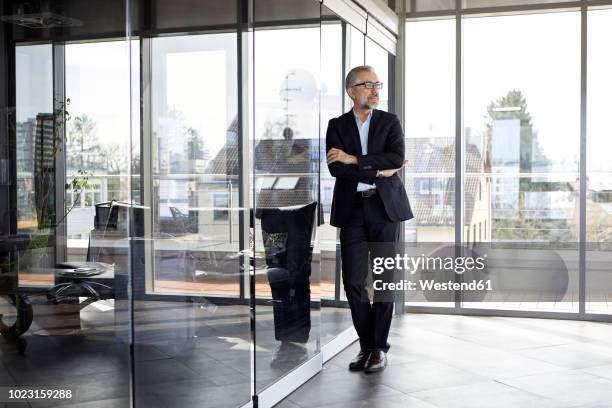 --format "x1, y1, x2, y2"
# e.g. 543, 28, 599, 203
363, 101, 378, 109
